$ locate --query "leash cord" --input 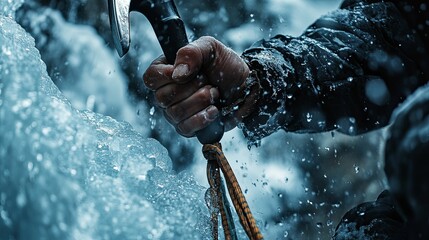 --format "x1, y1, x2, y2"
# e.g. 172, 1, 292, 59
203, 143, 264, 240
